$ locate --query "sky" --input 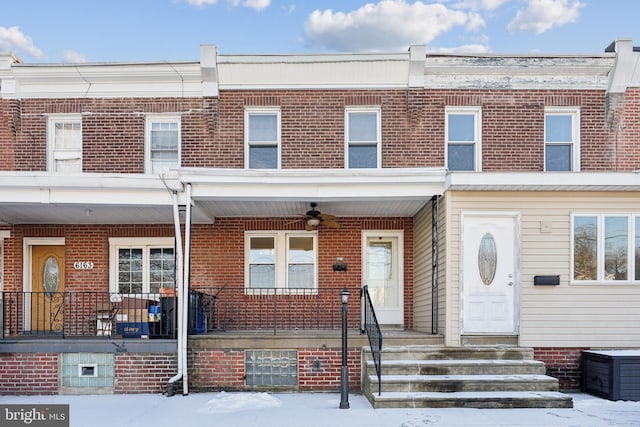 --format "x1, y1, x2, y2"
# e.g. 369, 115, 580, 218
1, 0, 640, 64
2, 391, 640, 427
